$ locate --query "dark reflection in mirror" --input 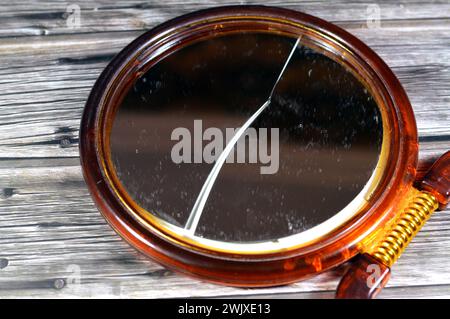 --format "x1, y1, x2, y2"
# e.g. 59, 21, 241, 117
110, 32, 383, 243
